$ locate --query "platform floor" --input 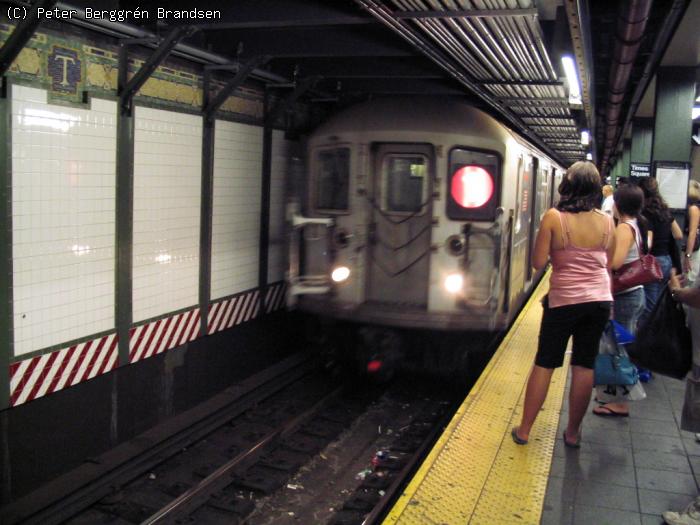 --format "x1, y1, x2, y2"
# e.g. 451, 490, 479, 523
384, 273, 700, 524
545, 373, 697, 525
